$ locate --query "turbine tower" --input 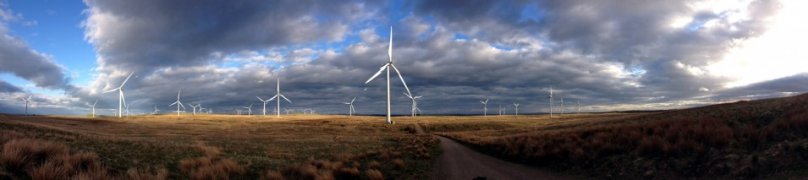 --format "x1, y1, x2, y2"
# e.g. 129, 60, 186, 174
169, 90, 185, 117
480, 98, 489, 116
19, 95, 32, 115
577, 99, 581, 114
267, 77, 292, 117
364, 26, 412, 124
343, 97, 357, 116
560, 95, 565, 114
403, 92, 422, 117
103, 72, 134, 118
86, 100, 98, 118
547, 87, 553, 119
513, 103, 520, 116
